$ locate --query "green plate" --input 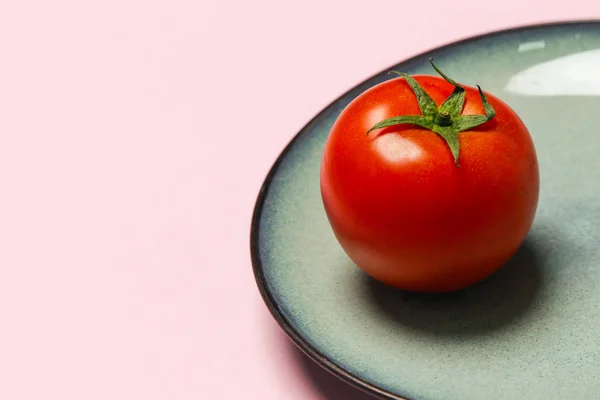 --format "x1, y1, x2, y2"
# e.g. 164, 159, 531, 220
251, 21, 600, 400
